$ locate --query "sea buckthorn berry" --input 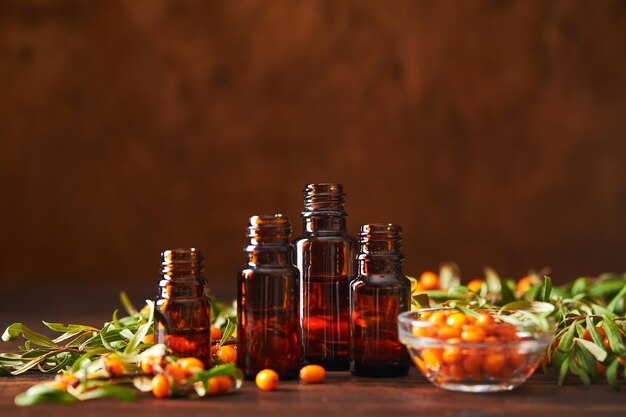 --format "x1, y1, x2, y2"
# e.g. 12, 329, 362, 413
483, 353, 506, 376
421, 348, 443, 370
496, 324, 519, 341
104, 358, 124, 375
207, 377, 221, 394
508, 351, 526, 368
484, 336, 499, 343
603, 337, 611, 349
419, 271, 439, 290
462, 352, 483, 373
151, 374, 171, 399
211, 326, 222, 341
300, 365, 326, 383
438, 326, 462, 340
429, 311, 448, 325
214, 375, 233, 392
143, 334, 155, 344
55, 373, 79, 387
255, 369, 279, 391
475, 312, 495, 326
445, 364, 466, 381
164, 363, 187, 383
442, 342, 462, 364
461, 326, 486, 342
217, 345, 237, 363
177, 357, 205, 376
446, 313, 468, 327
467, 279, 483, 293
412, 325, 434, 338
419, 311, 432, 320
45, 380, 69, 391
516, 276, 534, 293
